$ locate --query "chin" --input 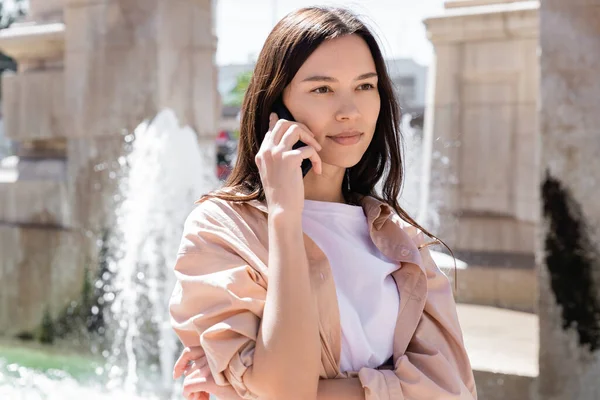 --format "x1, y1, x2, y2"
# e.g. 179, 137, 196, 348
327, 158, 363, 170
